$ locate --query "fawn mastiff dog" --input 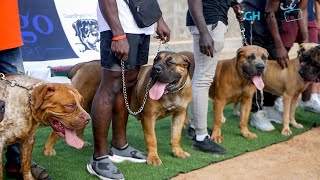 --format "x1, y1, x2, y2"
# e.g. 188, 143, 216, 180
132, 51, 192, 165
262, 43, 320, 136
0, 74, 90, 179
209, 45, 268, 143
44, 51, 193, 166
